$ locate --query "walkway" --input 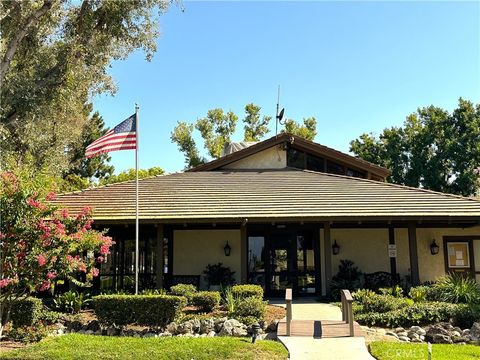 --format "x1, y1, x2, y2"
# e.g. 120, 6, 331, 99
271, 299, 375, 360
